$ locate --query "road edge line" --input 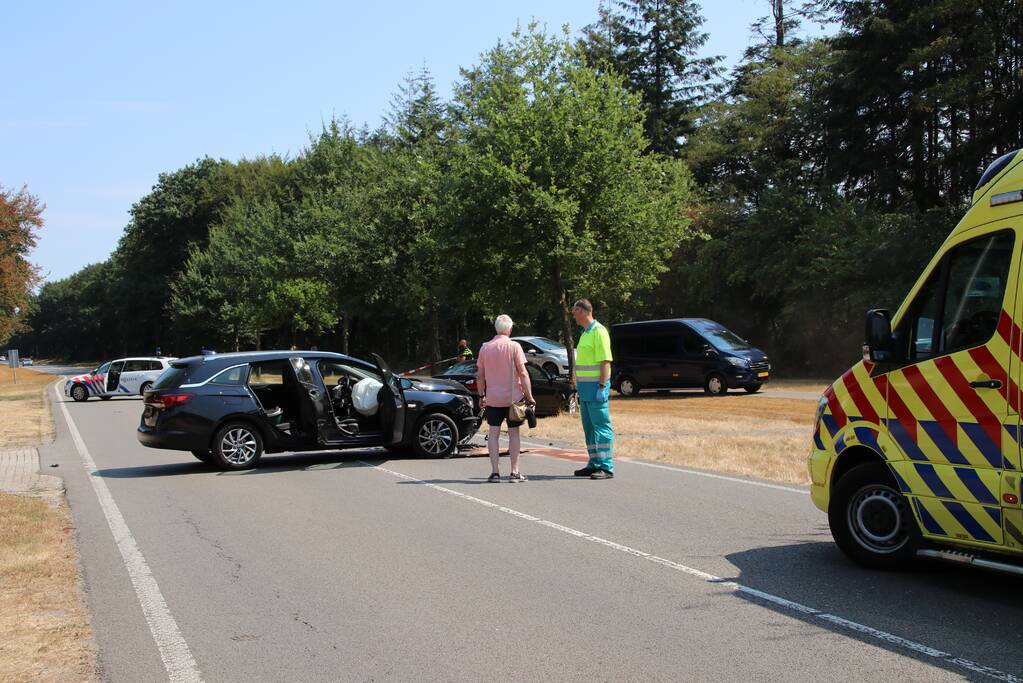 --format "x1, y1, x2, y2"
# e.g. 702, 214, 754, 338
53, 383, 203, 683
